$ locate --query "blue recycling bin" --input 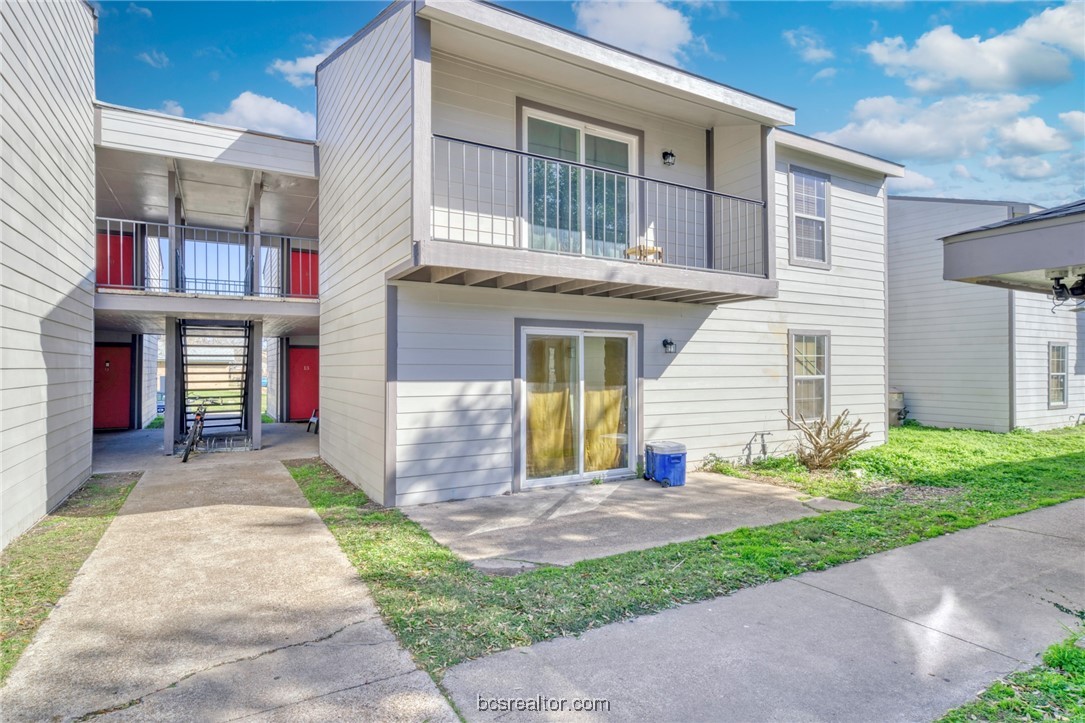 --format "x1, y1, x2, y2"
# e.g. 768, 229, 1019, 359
644, 441, 687, 488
